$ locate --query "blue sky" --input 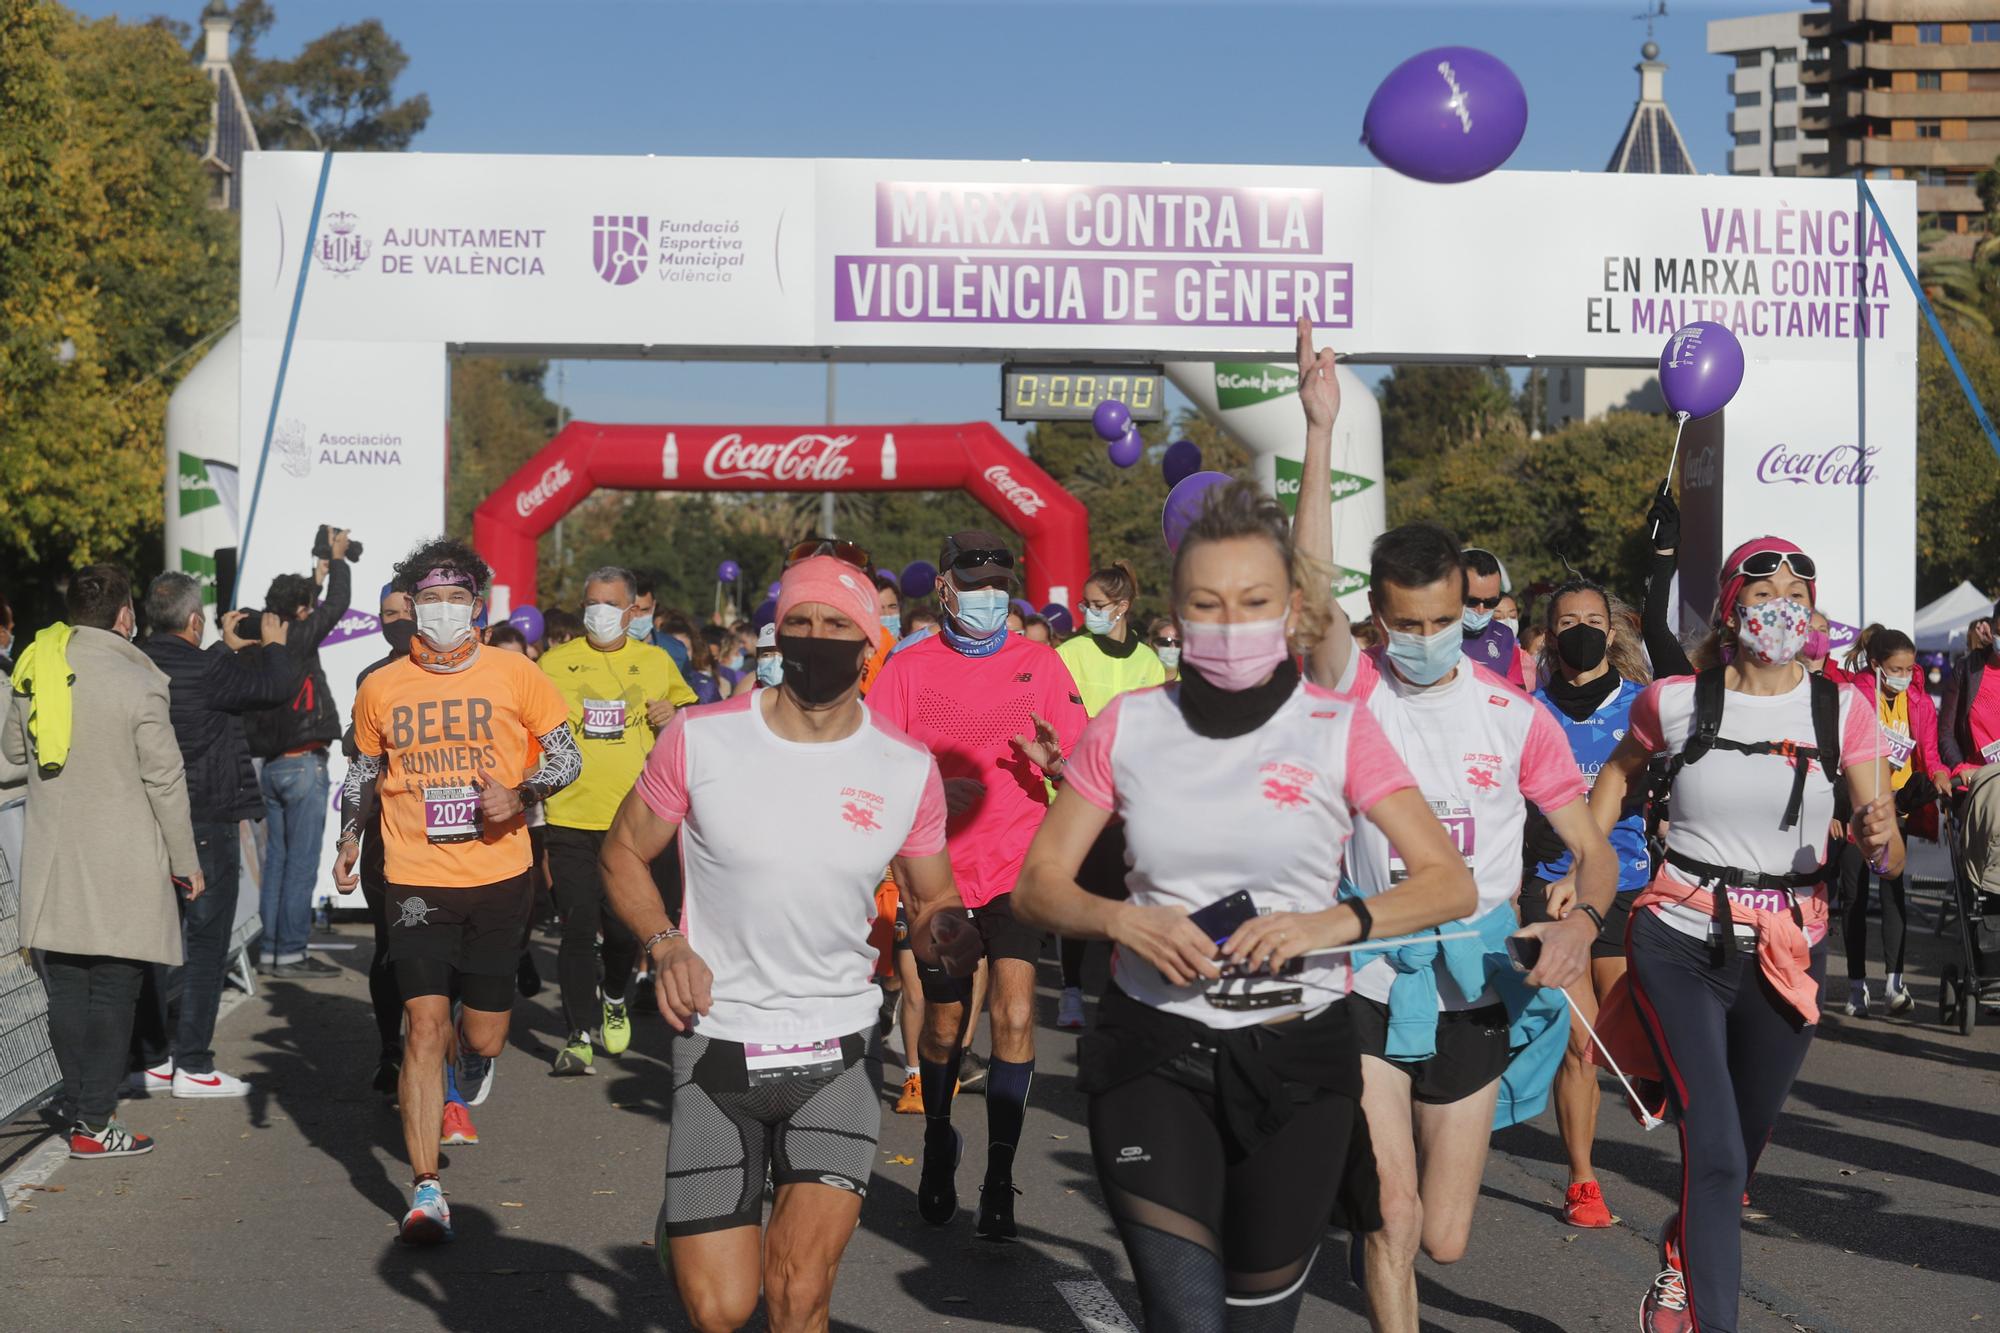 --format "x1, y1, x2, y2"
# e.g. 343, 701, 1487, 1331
78, 0, 1788, 436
